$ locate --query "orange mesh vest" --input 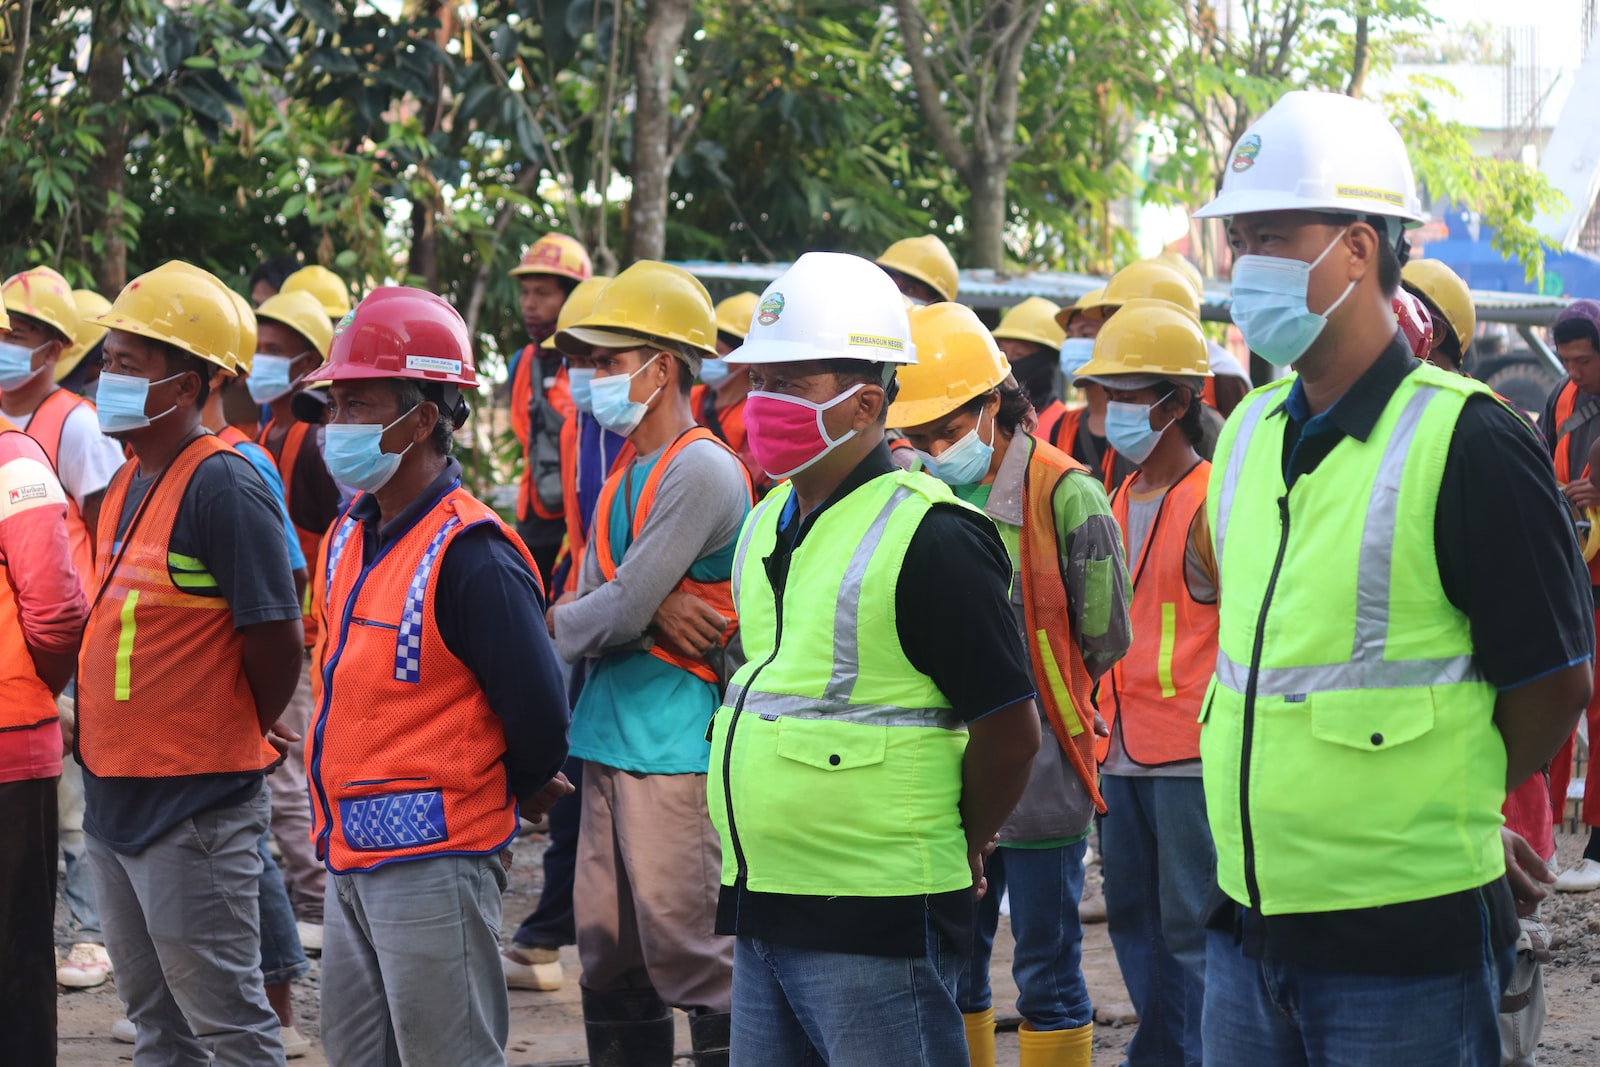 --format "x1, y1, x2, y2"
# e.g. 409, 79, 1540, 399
1107, 461, 1218, 765
77, 434, 277, 777
24, 388, 96, 595
1018, 435, 1108, 813
1049, 406, 1120, 492
308, 482, 541, 871
558, 414, 635, 595
1552, 380, 1600, 584
258, 418, 324, 647
591, 427, 752, 684
0, 419, 61, 732
1035, 399, 1067, 447
511, 349, 572, 523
